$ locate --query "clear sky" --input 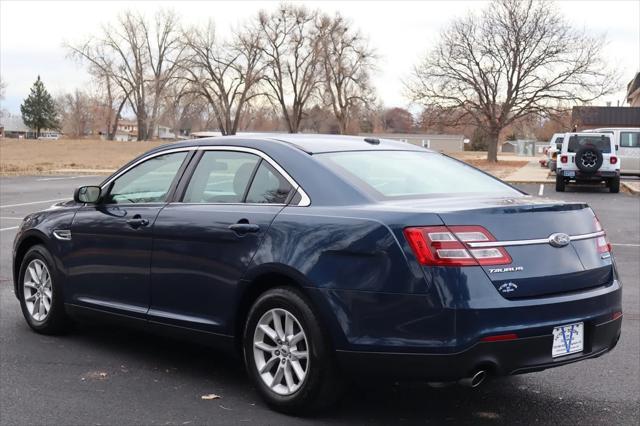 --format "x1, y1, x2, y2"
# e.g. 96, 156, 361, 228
1, 0, 638, 114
